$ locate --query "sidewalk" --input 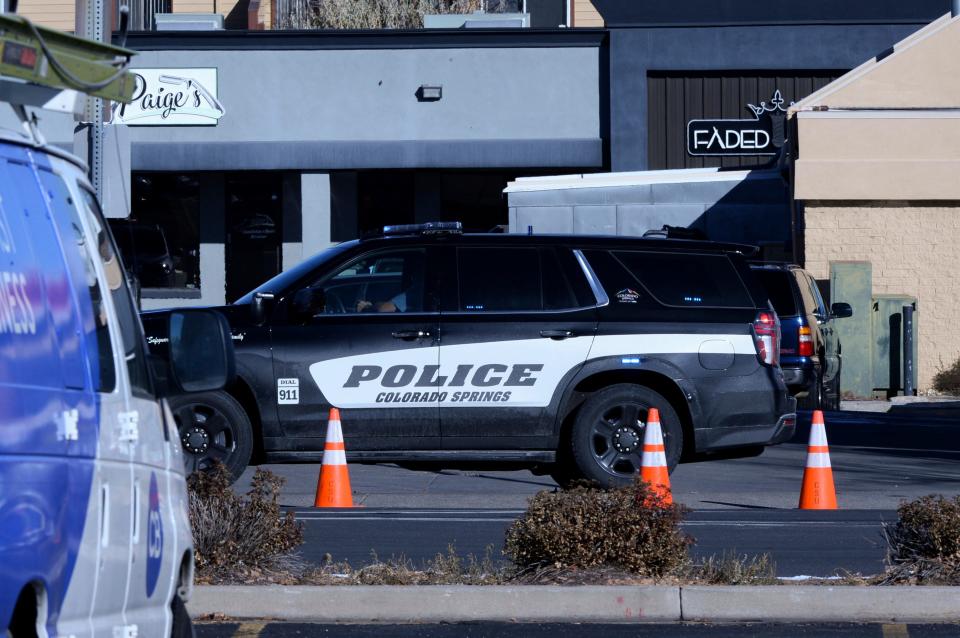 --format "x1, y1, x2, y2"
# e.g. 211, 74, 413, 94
841, 396, 960, 414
